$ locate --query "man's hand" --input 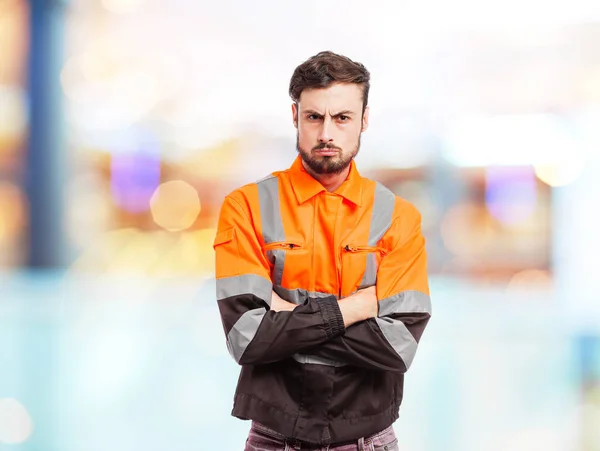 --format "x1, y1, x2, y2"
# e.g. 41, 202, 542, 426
338, 286, 378, 328
270, 290, 297, 312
